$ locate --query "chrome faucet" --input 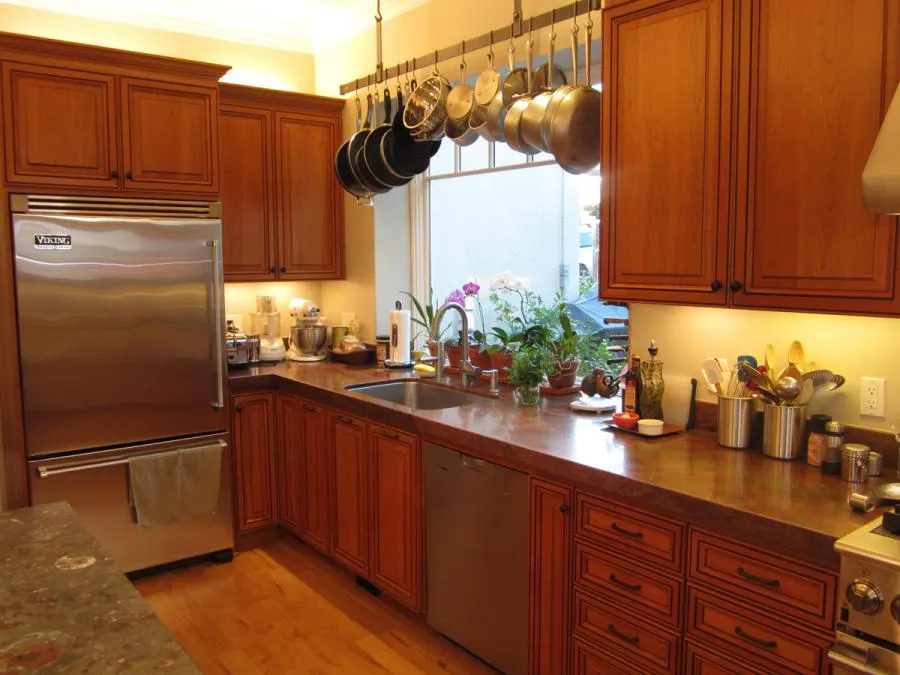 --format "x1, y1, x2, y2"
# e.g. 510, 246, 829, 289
427, 301, 497, 392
